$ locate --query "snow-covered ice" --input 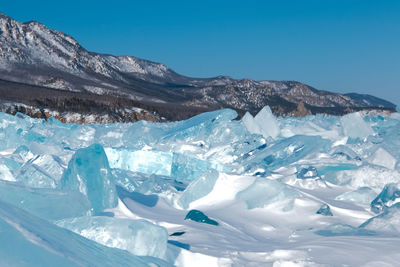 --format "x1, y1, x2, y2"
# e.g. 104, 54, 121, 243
1, 107, 400, 266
